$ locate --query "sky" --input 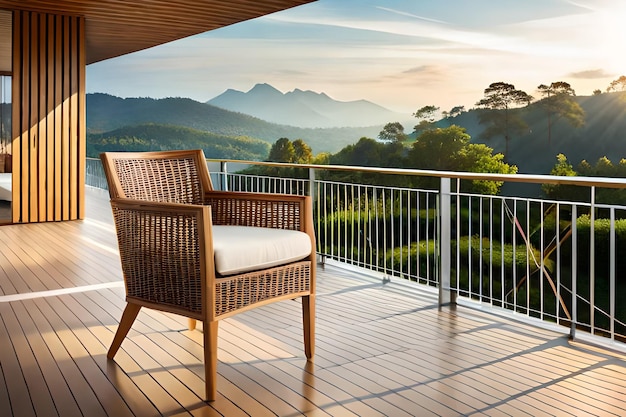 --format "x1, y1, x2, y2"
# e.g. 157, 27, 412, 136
86, 0, 626, 117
